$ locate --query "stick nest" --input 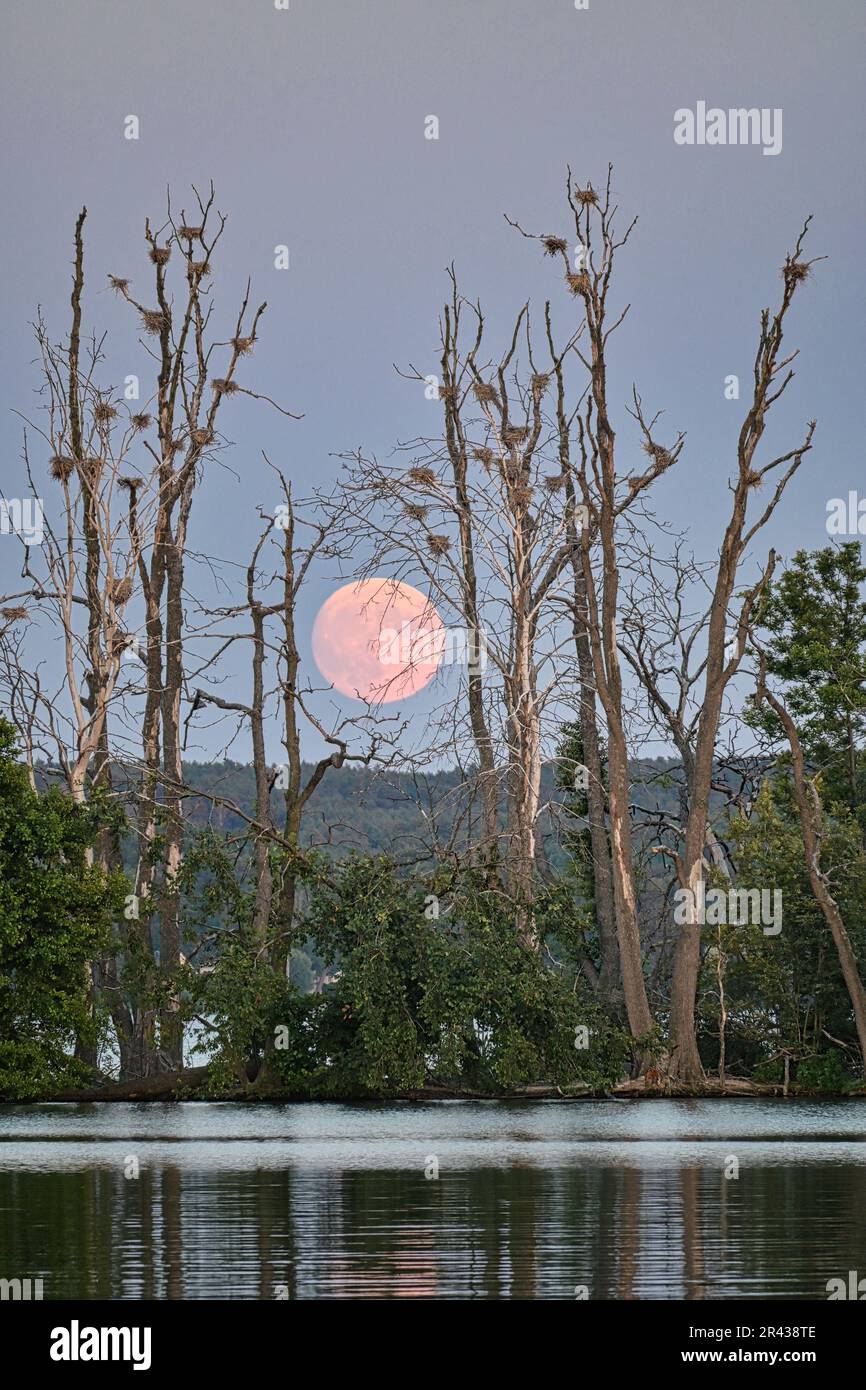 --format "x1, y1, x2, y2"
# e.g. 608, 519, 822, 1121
567, 271, 590, 296
543, 236, 567, 257
49, 455, 75, 481
141, 308, 170, 335
408, 466, 437, 488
